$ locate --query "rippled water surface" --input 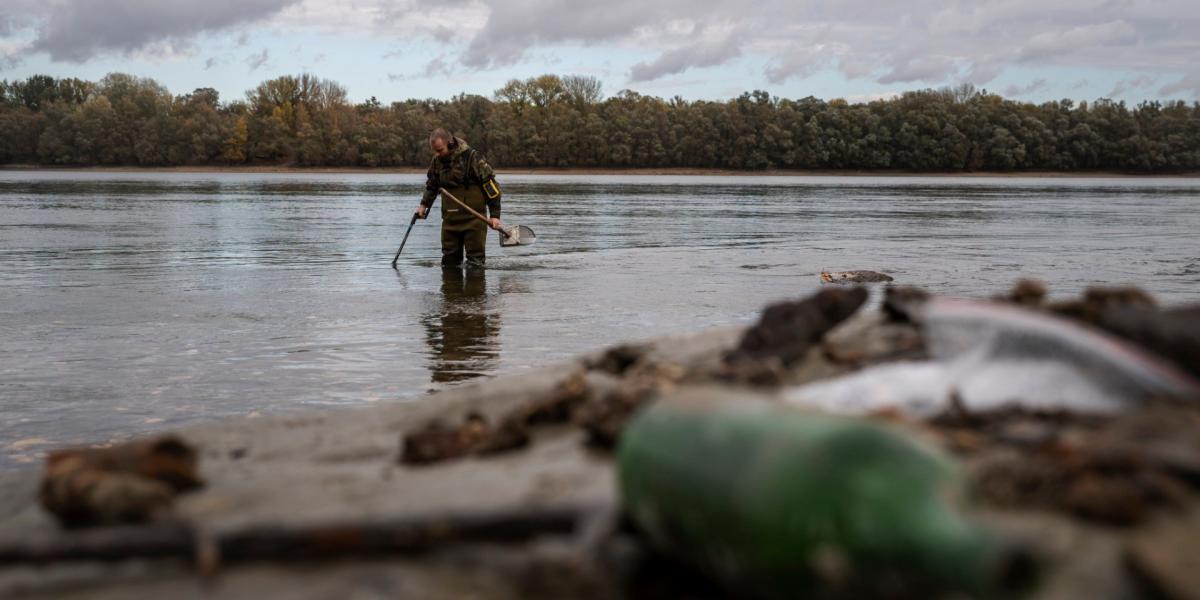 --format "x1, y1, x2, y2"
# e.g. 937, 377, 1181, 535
2, 171, 1198, 465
